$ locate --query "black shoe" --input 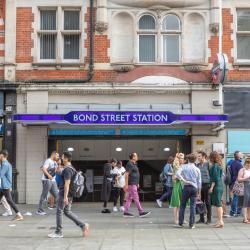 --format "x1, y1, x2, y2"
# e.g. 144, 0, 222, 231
123, 212, 134, 218
101, 209, 111, 214
206, 220, 211, 225
139, 211, 151, 218
196, 219, 205, 224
